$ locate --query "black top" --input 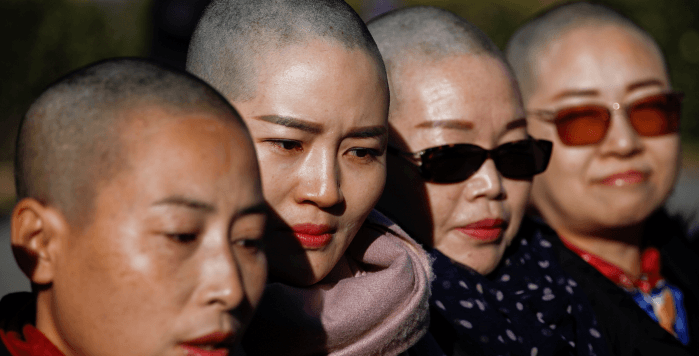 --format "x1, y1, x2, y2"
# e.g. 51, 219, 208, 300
0, 292, 35, 356
532, 211, 699, 356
